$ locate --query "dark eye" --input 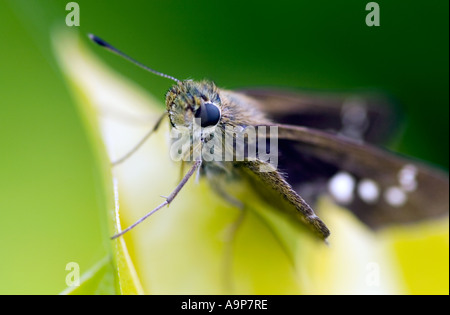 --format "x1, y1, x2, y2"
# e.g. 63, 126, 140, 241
194, 102, 221, 127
